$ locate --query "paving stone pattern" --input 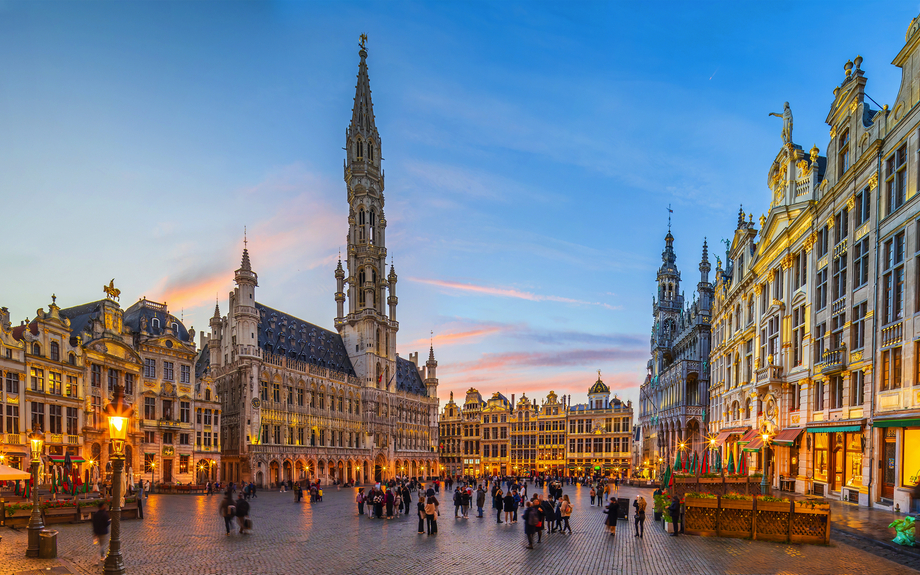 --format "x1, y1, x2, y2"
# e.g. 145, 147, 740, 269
1, 484, 917, 575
